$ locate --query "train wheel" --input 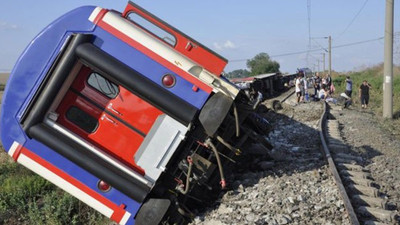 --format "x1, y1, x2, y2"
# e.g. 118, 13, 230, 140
135, 198, 170, 225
